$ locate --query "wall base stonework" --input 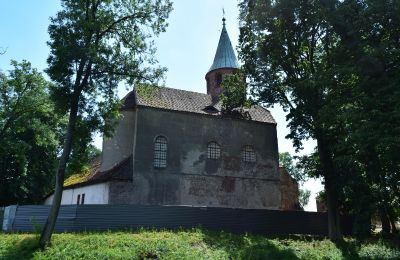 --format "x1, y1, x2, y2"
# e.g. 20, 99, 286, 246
109, 172, 281, 209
